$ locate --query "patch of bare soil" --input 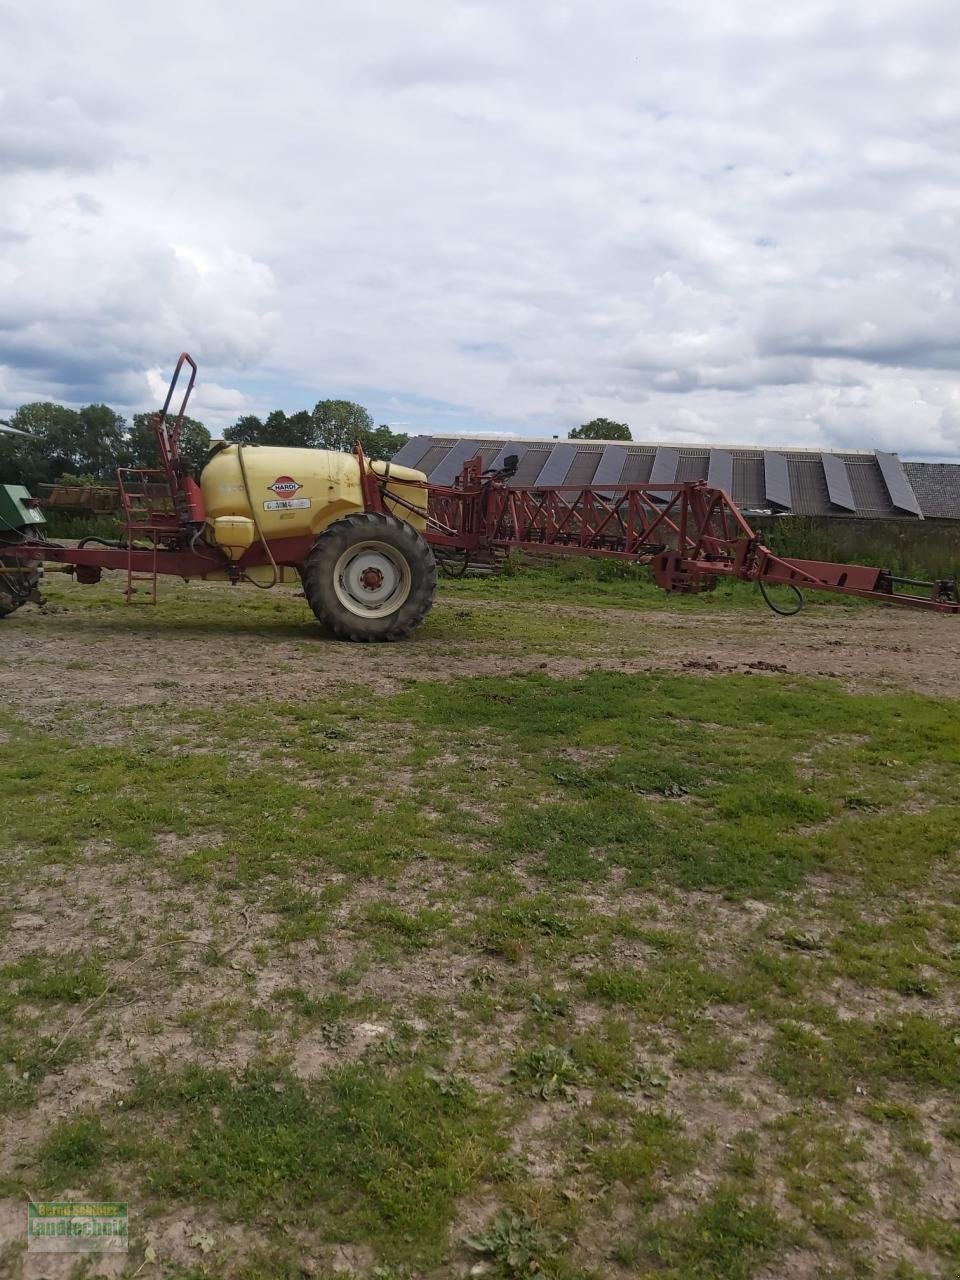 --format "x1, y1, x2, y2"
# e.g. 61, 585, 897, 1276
1, 577, 957, 725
